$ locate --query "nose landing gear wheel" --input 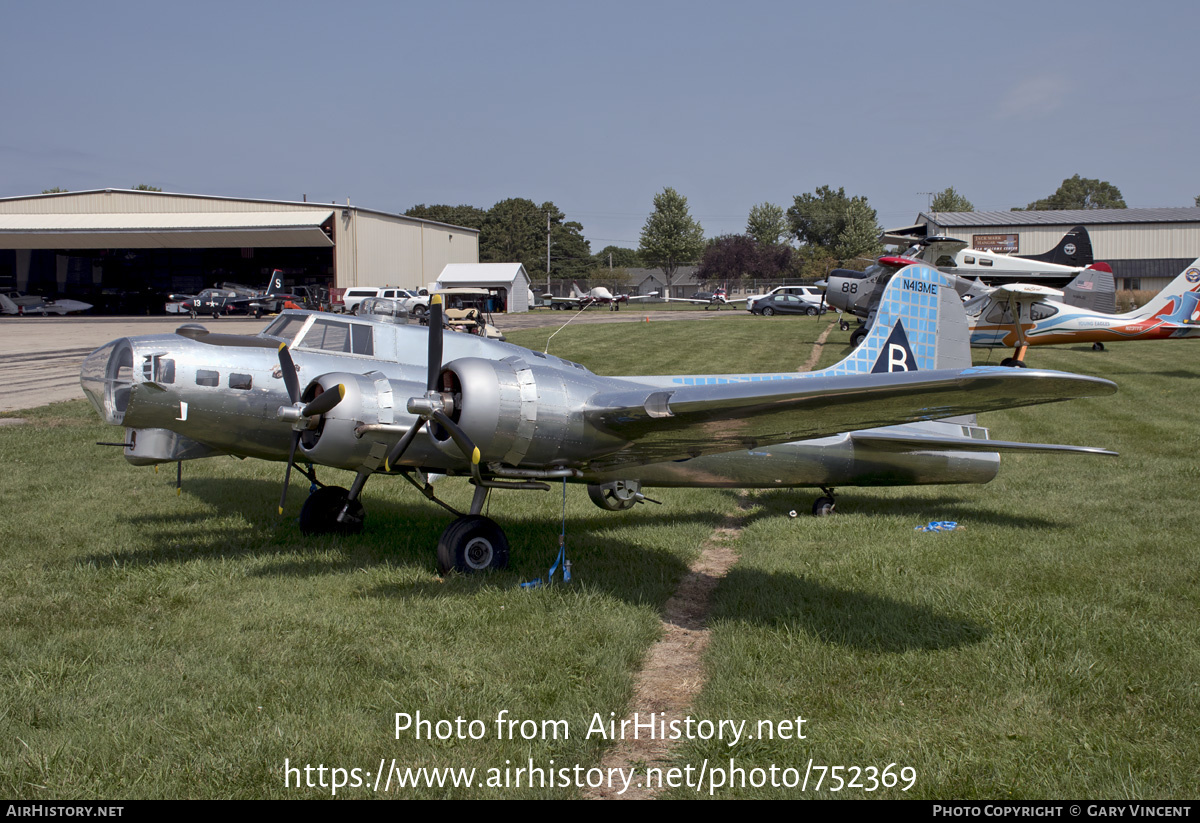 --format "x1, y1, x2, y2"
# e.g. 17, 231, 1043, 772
299, 486, 366, 535
437, 515, 510, 574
